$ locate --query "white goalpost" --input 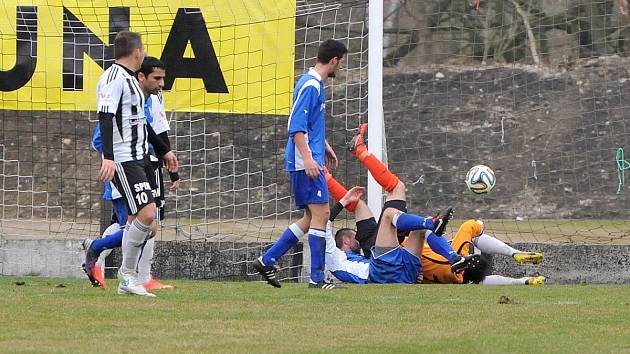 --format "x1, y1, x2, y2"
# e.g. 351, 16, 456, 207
367, 0, 385, 217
